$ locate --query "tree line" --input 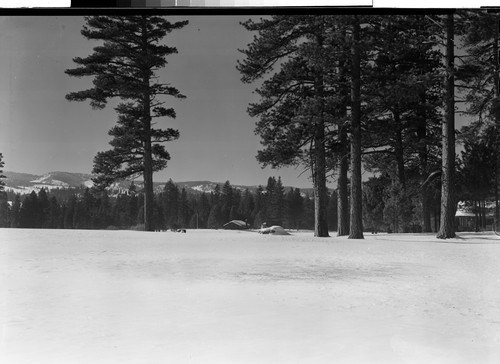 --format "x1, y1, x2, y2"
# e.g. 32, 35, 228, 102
0, 150, 495, 233
0, 177, 338, 231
